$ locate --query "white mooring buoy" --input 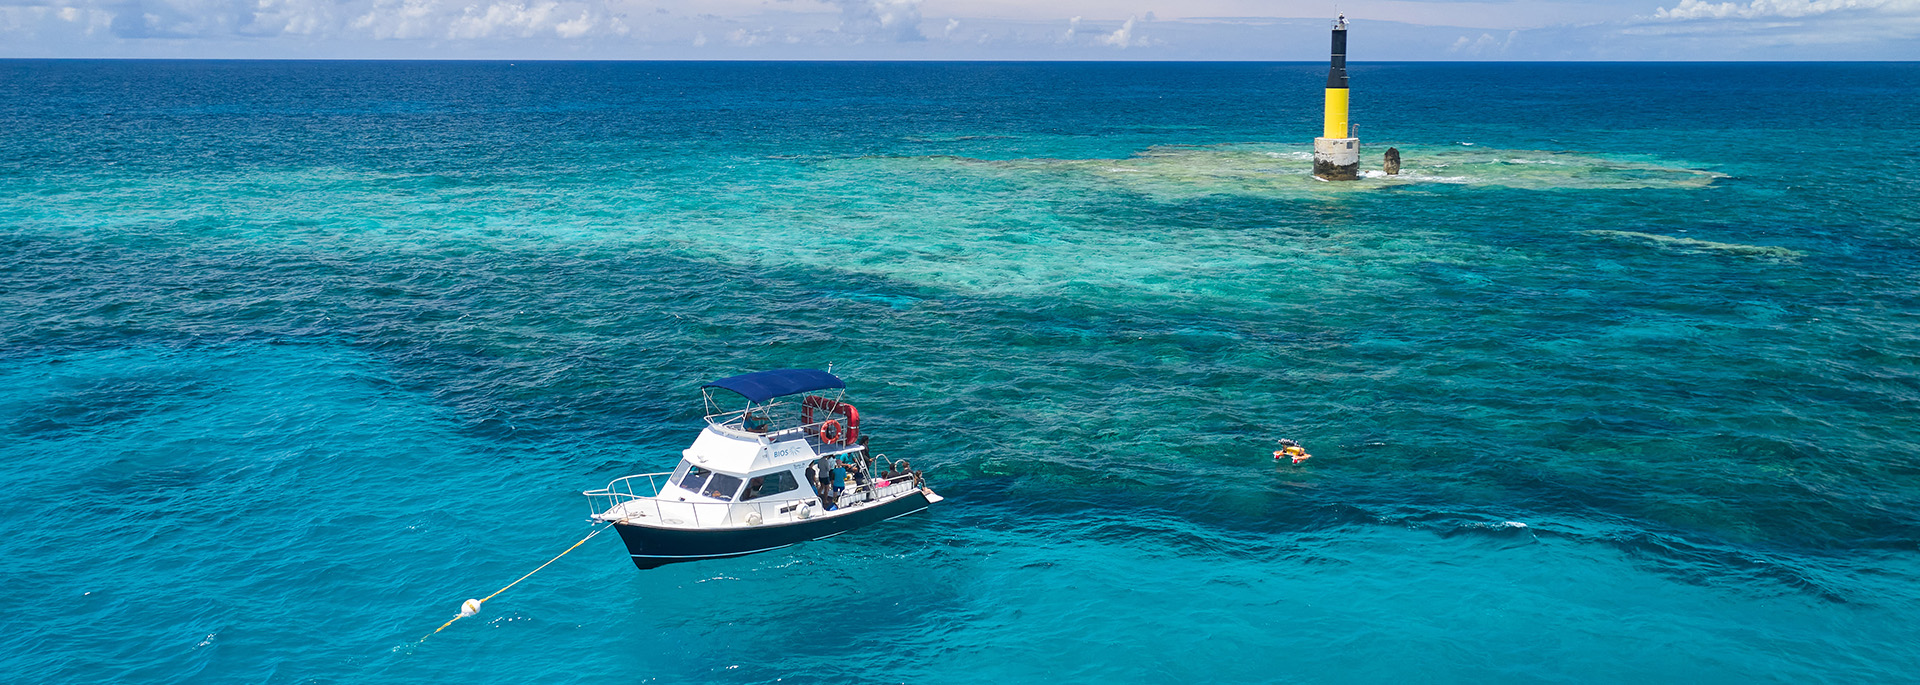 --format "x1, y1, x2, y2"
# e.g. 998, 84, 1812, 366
419, 523, 612, 643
